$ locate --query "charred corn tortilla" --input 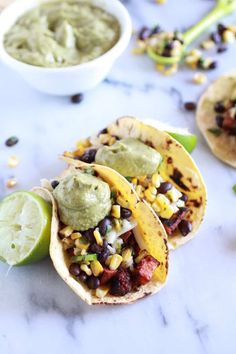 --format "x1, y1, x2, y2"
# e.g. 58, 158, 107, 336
36, 165, 168, 305
64, 117, 207, 249
197, 72, 236, 168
